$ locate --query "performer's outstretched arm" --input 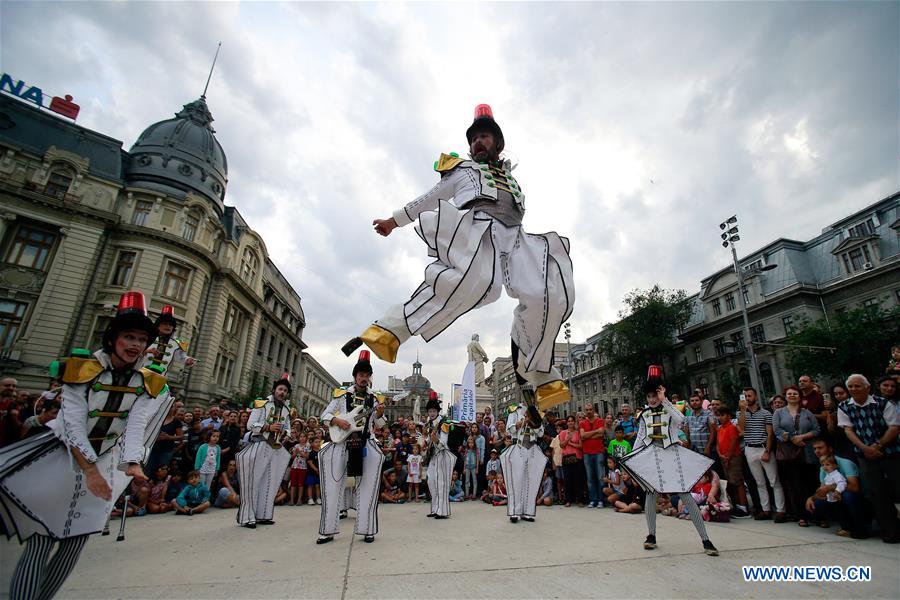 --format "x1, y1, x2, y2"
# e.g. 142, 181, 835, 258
374, 172, 459, 236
